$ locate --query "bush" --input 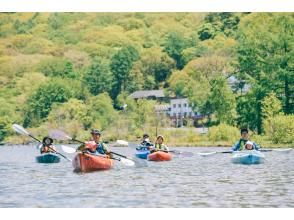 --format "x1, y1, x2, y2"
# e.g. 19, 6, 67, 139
268, 115, 294, 144
37, 57, 76, 78
208, 123, 239, 142
0, 116, 11, 142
